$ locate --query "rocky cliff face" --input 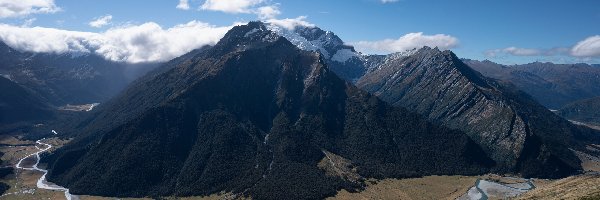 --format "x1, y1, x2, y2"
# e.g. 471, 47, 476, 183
358, 47, 599, 177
